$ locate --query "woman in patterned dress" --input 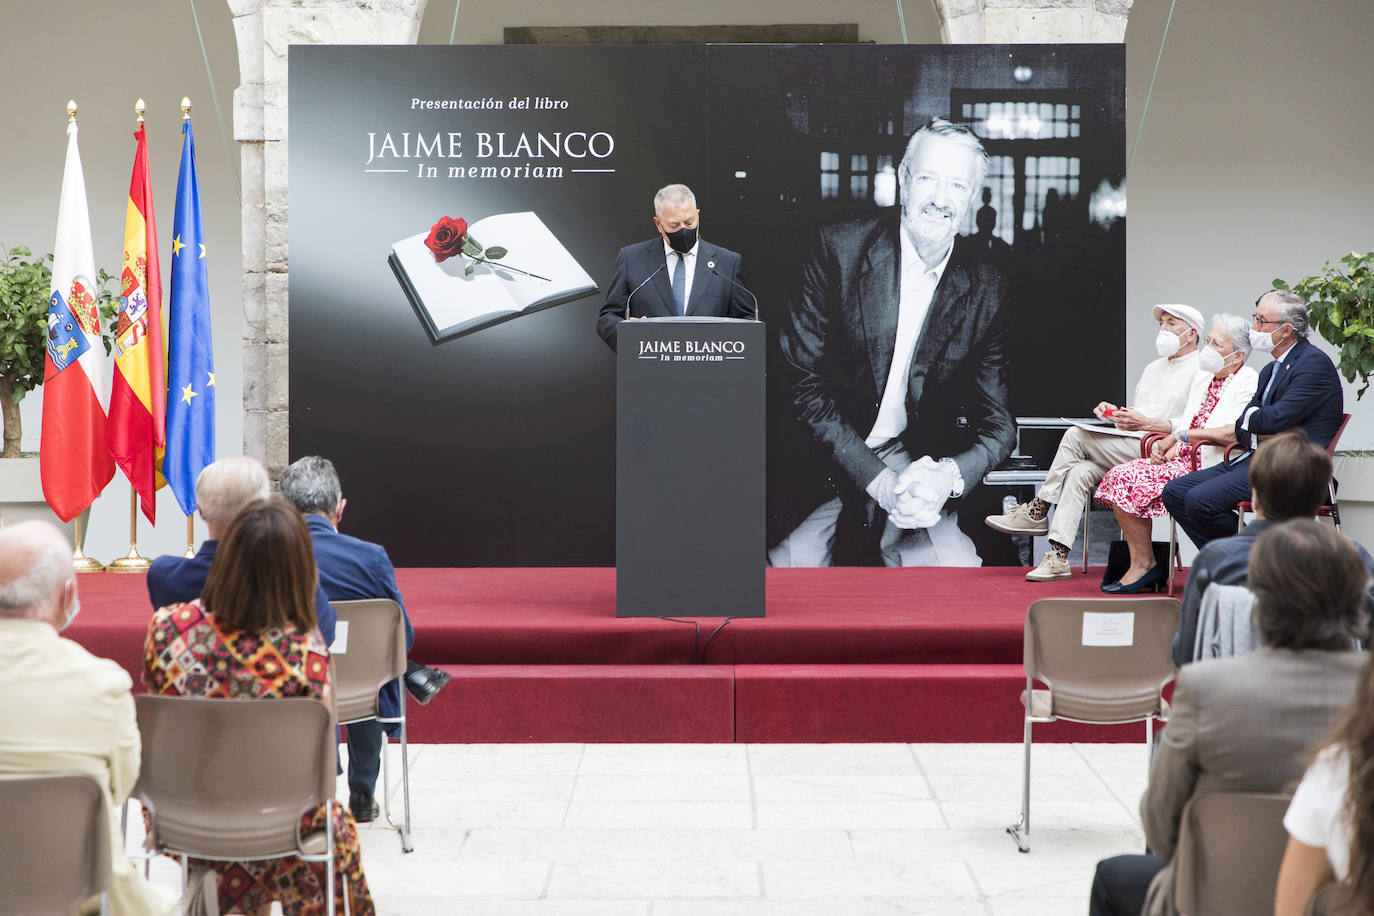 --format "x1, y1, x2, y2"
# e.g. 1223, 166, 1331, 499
143, 497, 375, 916
1094, 314, 1259, 593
